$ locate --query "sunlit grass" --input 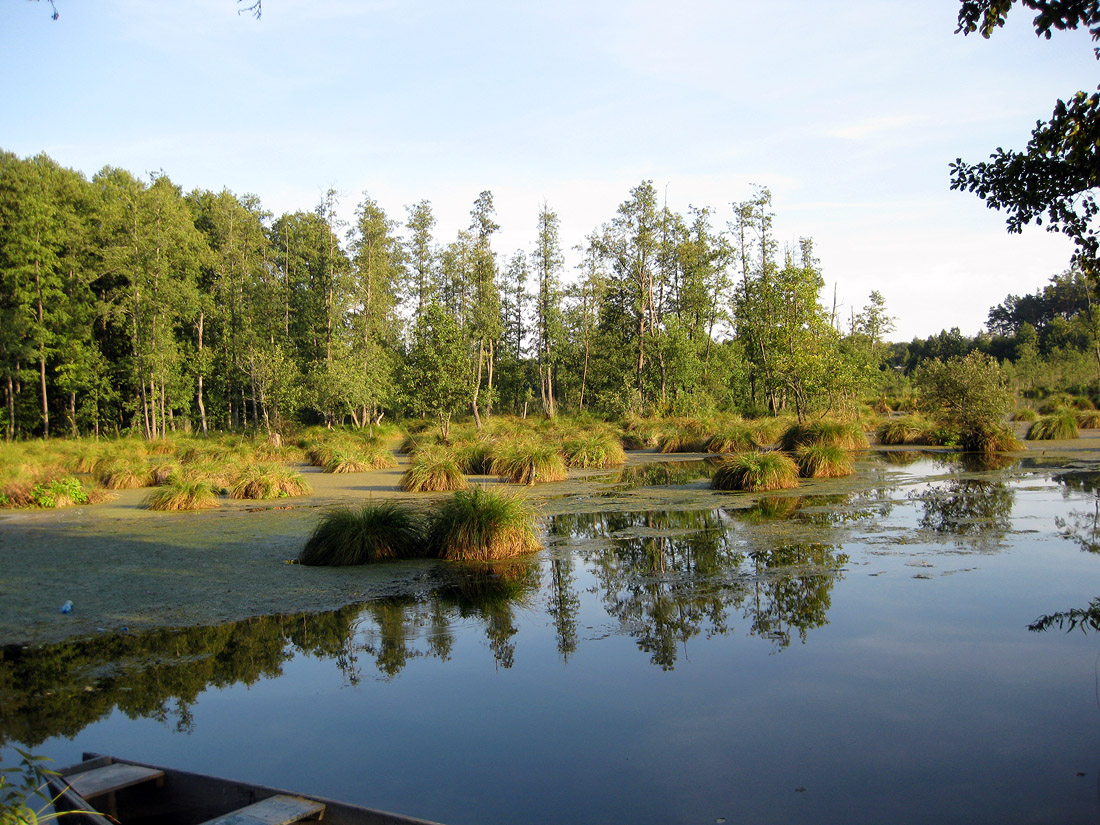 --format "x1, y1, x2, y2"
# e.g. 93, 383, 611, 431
711, 451, 800, 492
299, 502, 427, 565
427, 487, 542, 562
